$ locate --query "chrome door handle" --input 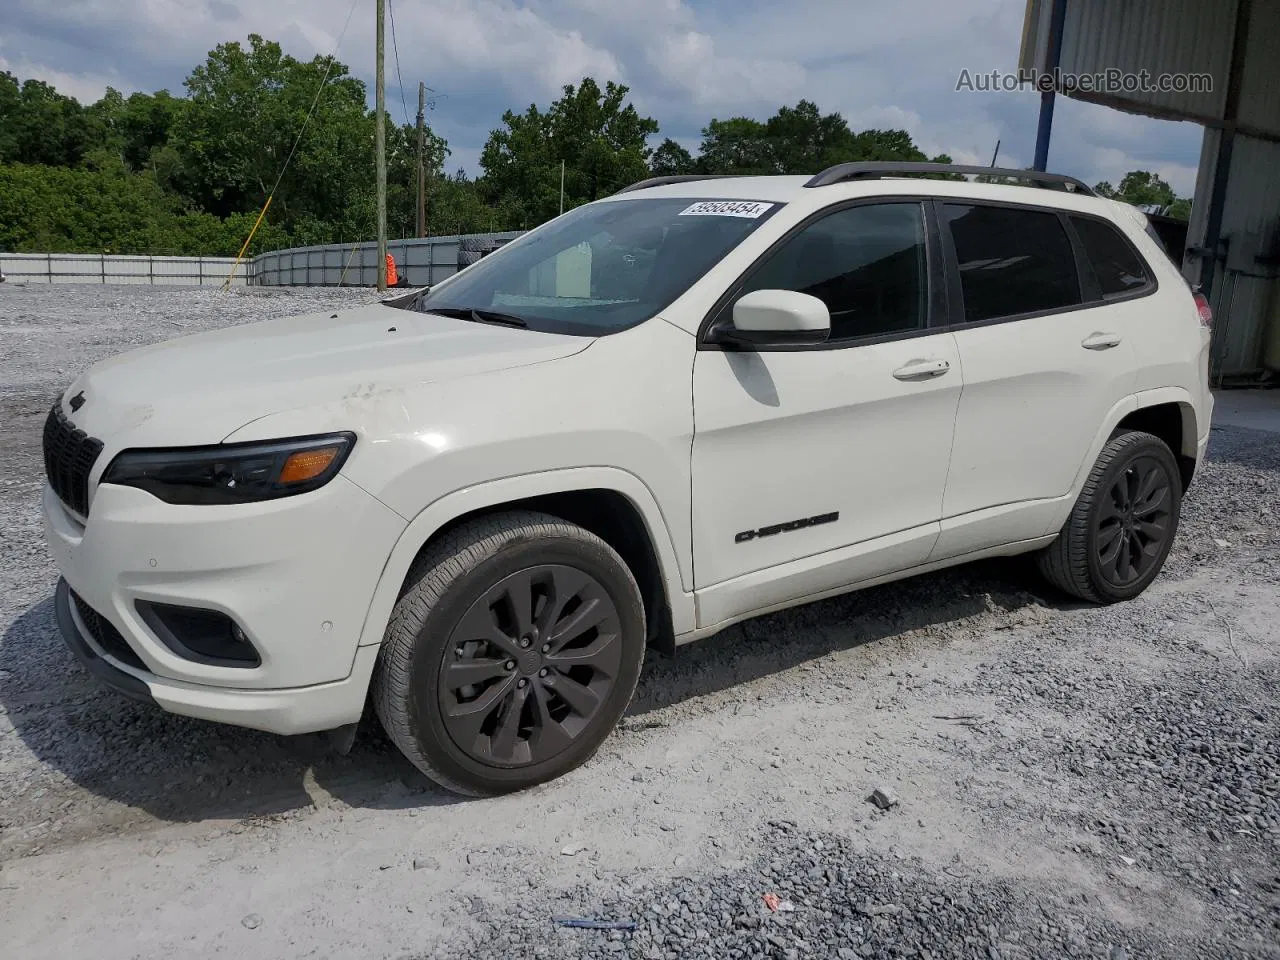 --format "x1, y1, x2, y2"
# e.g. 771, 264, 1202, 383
892, 358, 951, 381
1082, 332, 1122, 350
